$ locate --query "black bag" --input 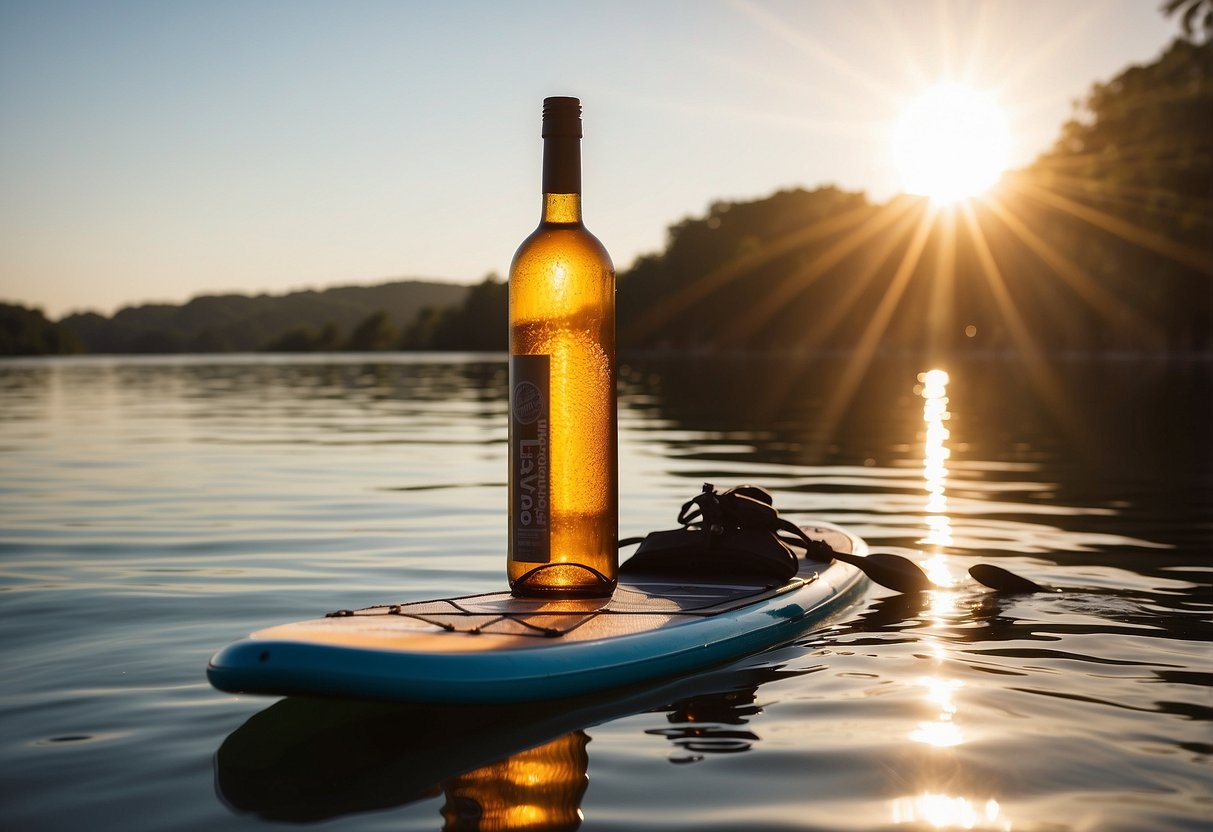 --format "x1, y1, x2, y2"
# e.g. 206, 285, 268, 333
619, 483, 832, 581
